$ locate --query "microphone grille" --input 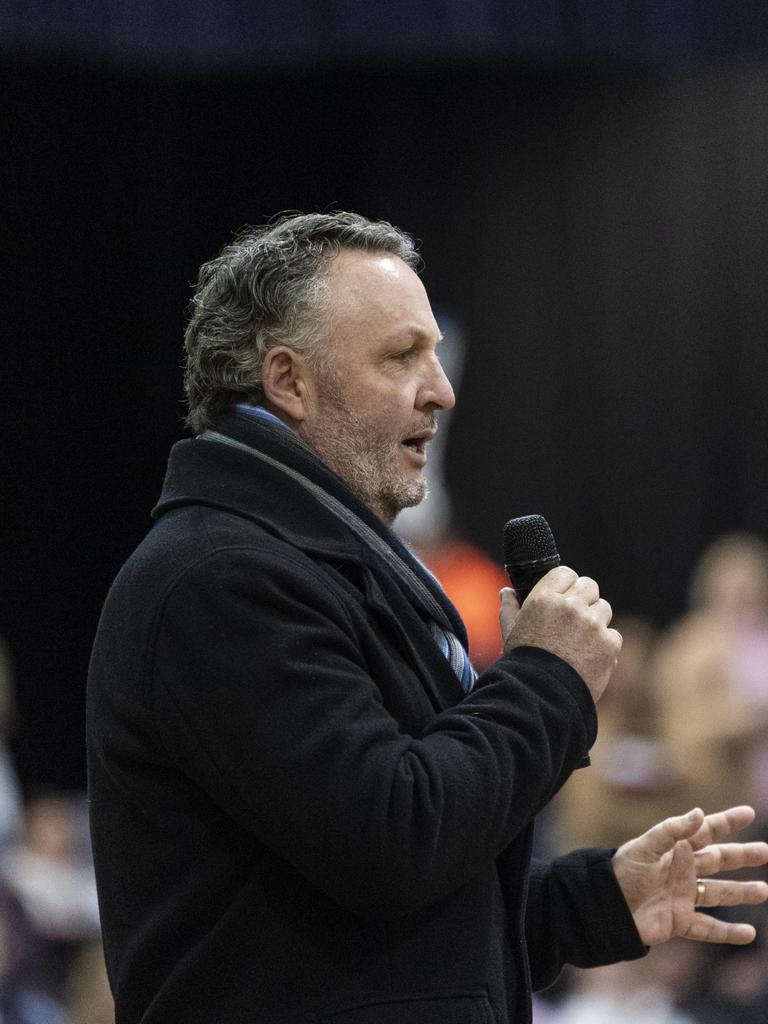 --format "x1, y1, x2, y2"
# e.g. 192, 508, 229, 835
503, 514, 558, 565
